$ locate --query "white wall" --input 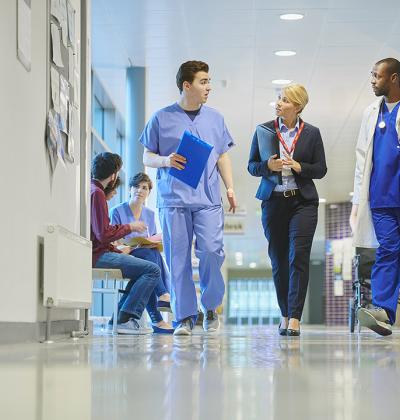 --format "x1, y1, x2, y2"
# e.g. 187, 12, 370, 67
0, 0, 87, 323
